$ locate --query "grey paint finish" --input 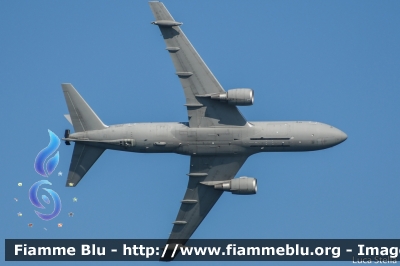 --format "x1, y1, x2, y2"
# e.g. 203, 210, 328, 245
149, 1, 247, 128
170, 155, 249, 241
61, 1, 347, 258
62, 84, 107, 132
66, 121, 346, 155
66, 143, 105, 187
